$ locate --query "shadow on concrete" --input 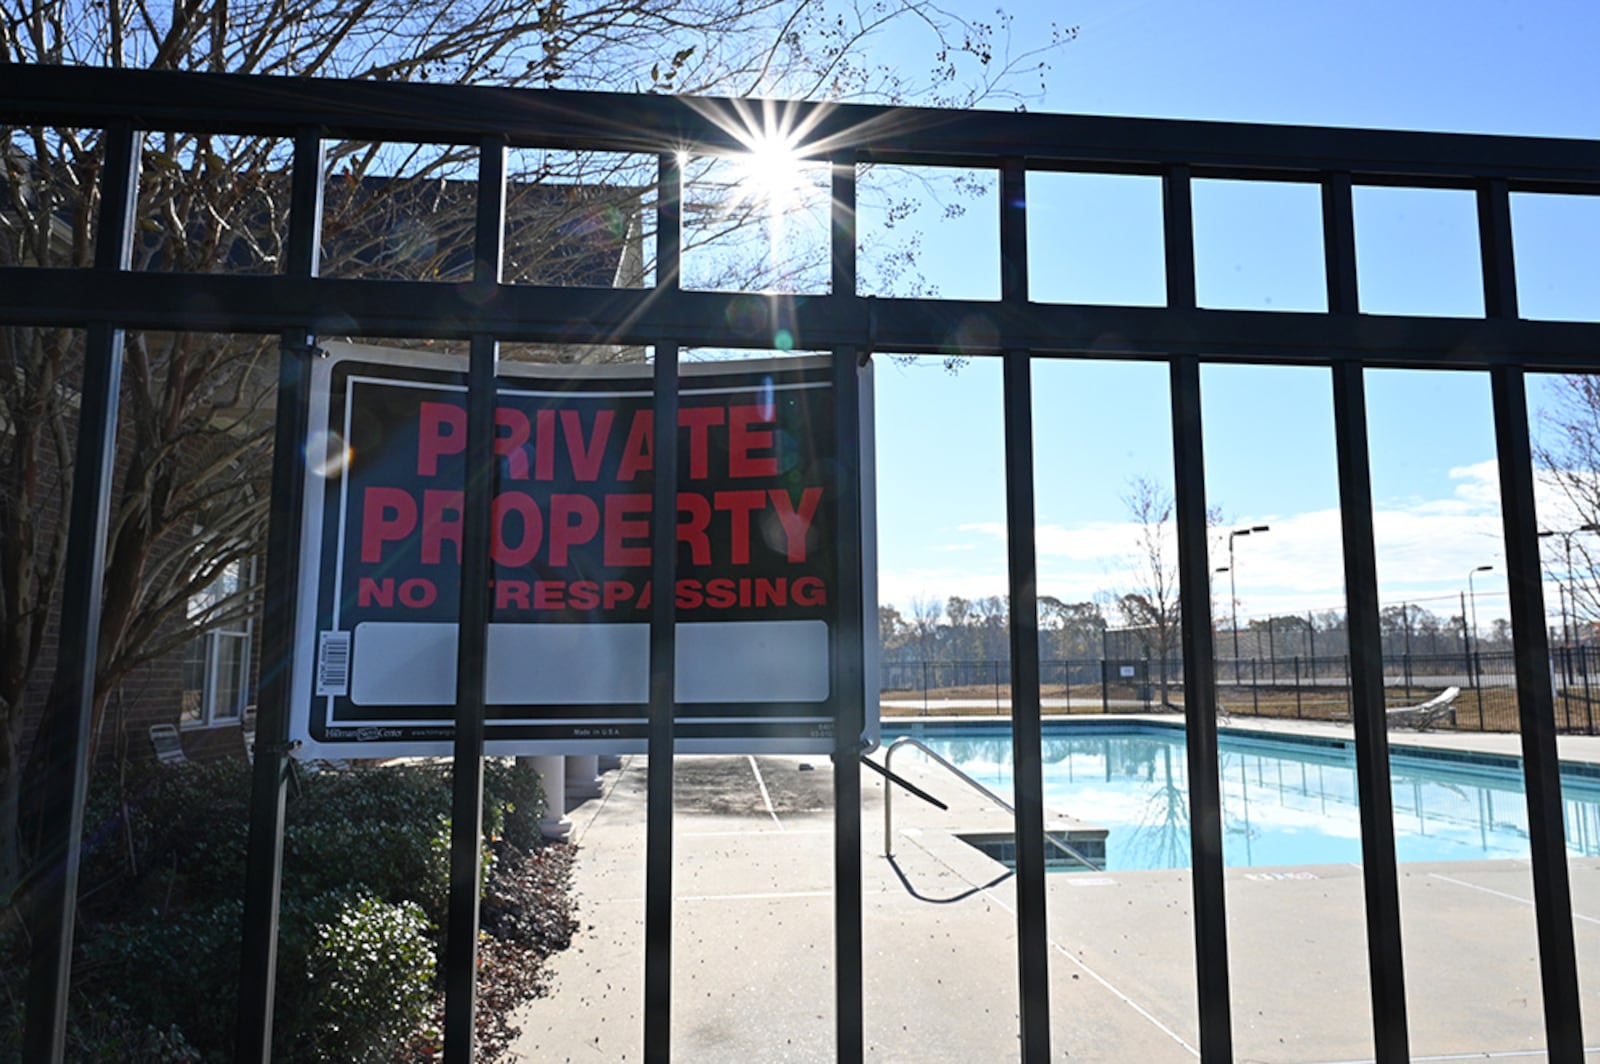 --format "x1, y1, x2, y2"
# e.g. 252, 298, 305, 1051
887, 854, 1013, 904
